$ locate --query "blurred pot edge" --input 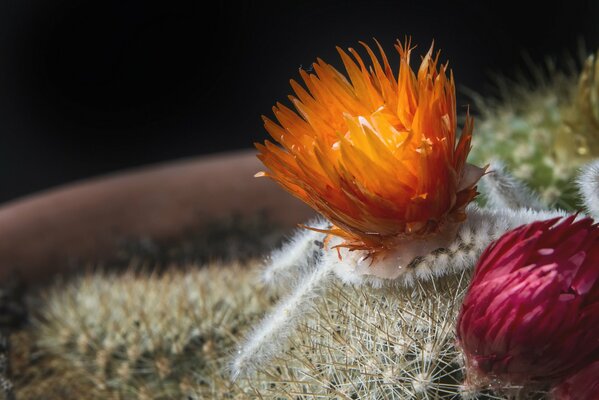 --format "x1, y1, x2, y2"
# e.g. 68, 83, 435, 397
0, 149, 315, 283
